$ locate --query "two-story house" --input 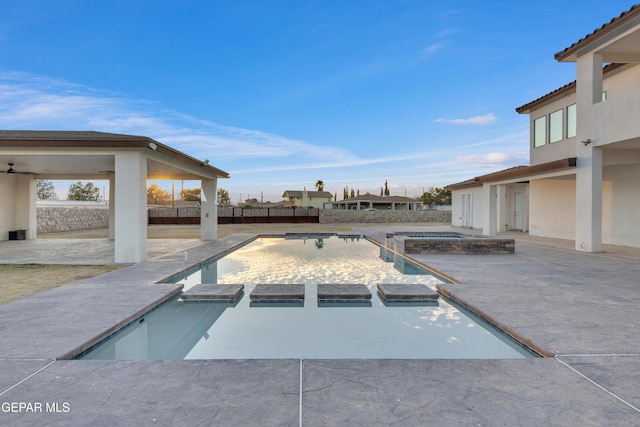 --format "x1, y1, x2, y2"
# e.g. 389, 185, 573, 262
447, 5, 640, 251
282, 190, 334, 209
